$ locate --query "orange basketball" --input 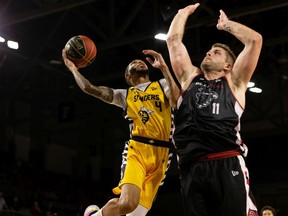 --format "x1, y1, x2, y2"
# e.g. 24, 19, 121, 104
65, 35, 97, 68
